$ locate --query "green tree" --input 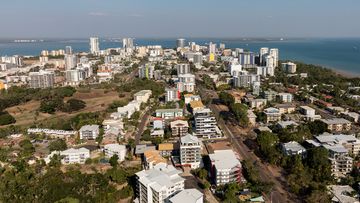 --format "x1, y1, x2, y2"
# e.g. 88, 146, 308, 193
109, 154, 119, 168
49, 139, 67, 152
219, 91, 234, 106
0, 111, 16, 125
